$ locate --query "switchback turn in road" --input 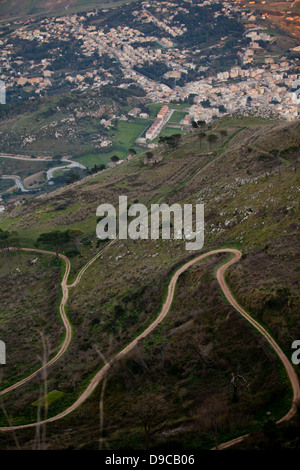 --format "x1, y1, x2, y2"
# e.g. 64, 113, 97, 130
0, 248, 299, 451
0, 248, 71, 396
